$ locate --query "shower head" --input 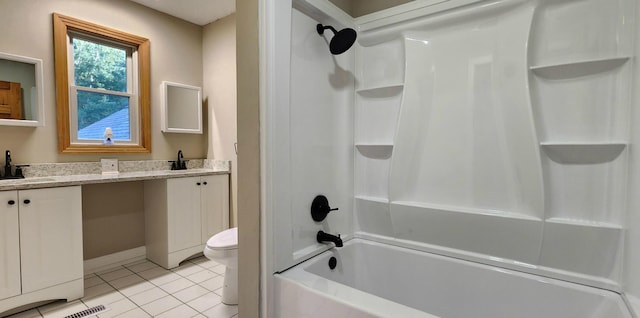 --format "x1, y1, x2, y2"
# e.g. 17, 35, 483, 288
316, 23, 357, 55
